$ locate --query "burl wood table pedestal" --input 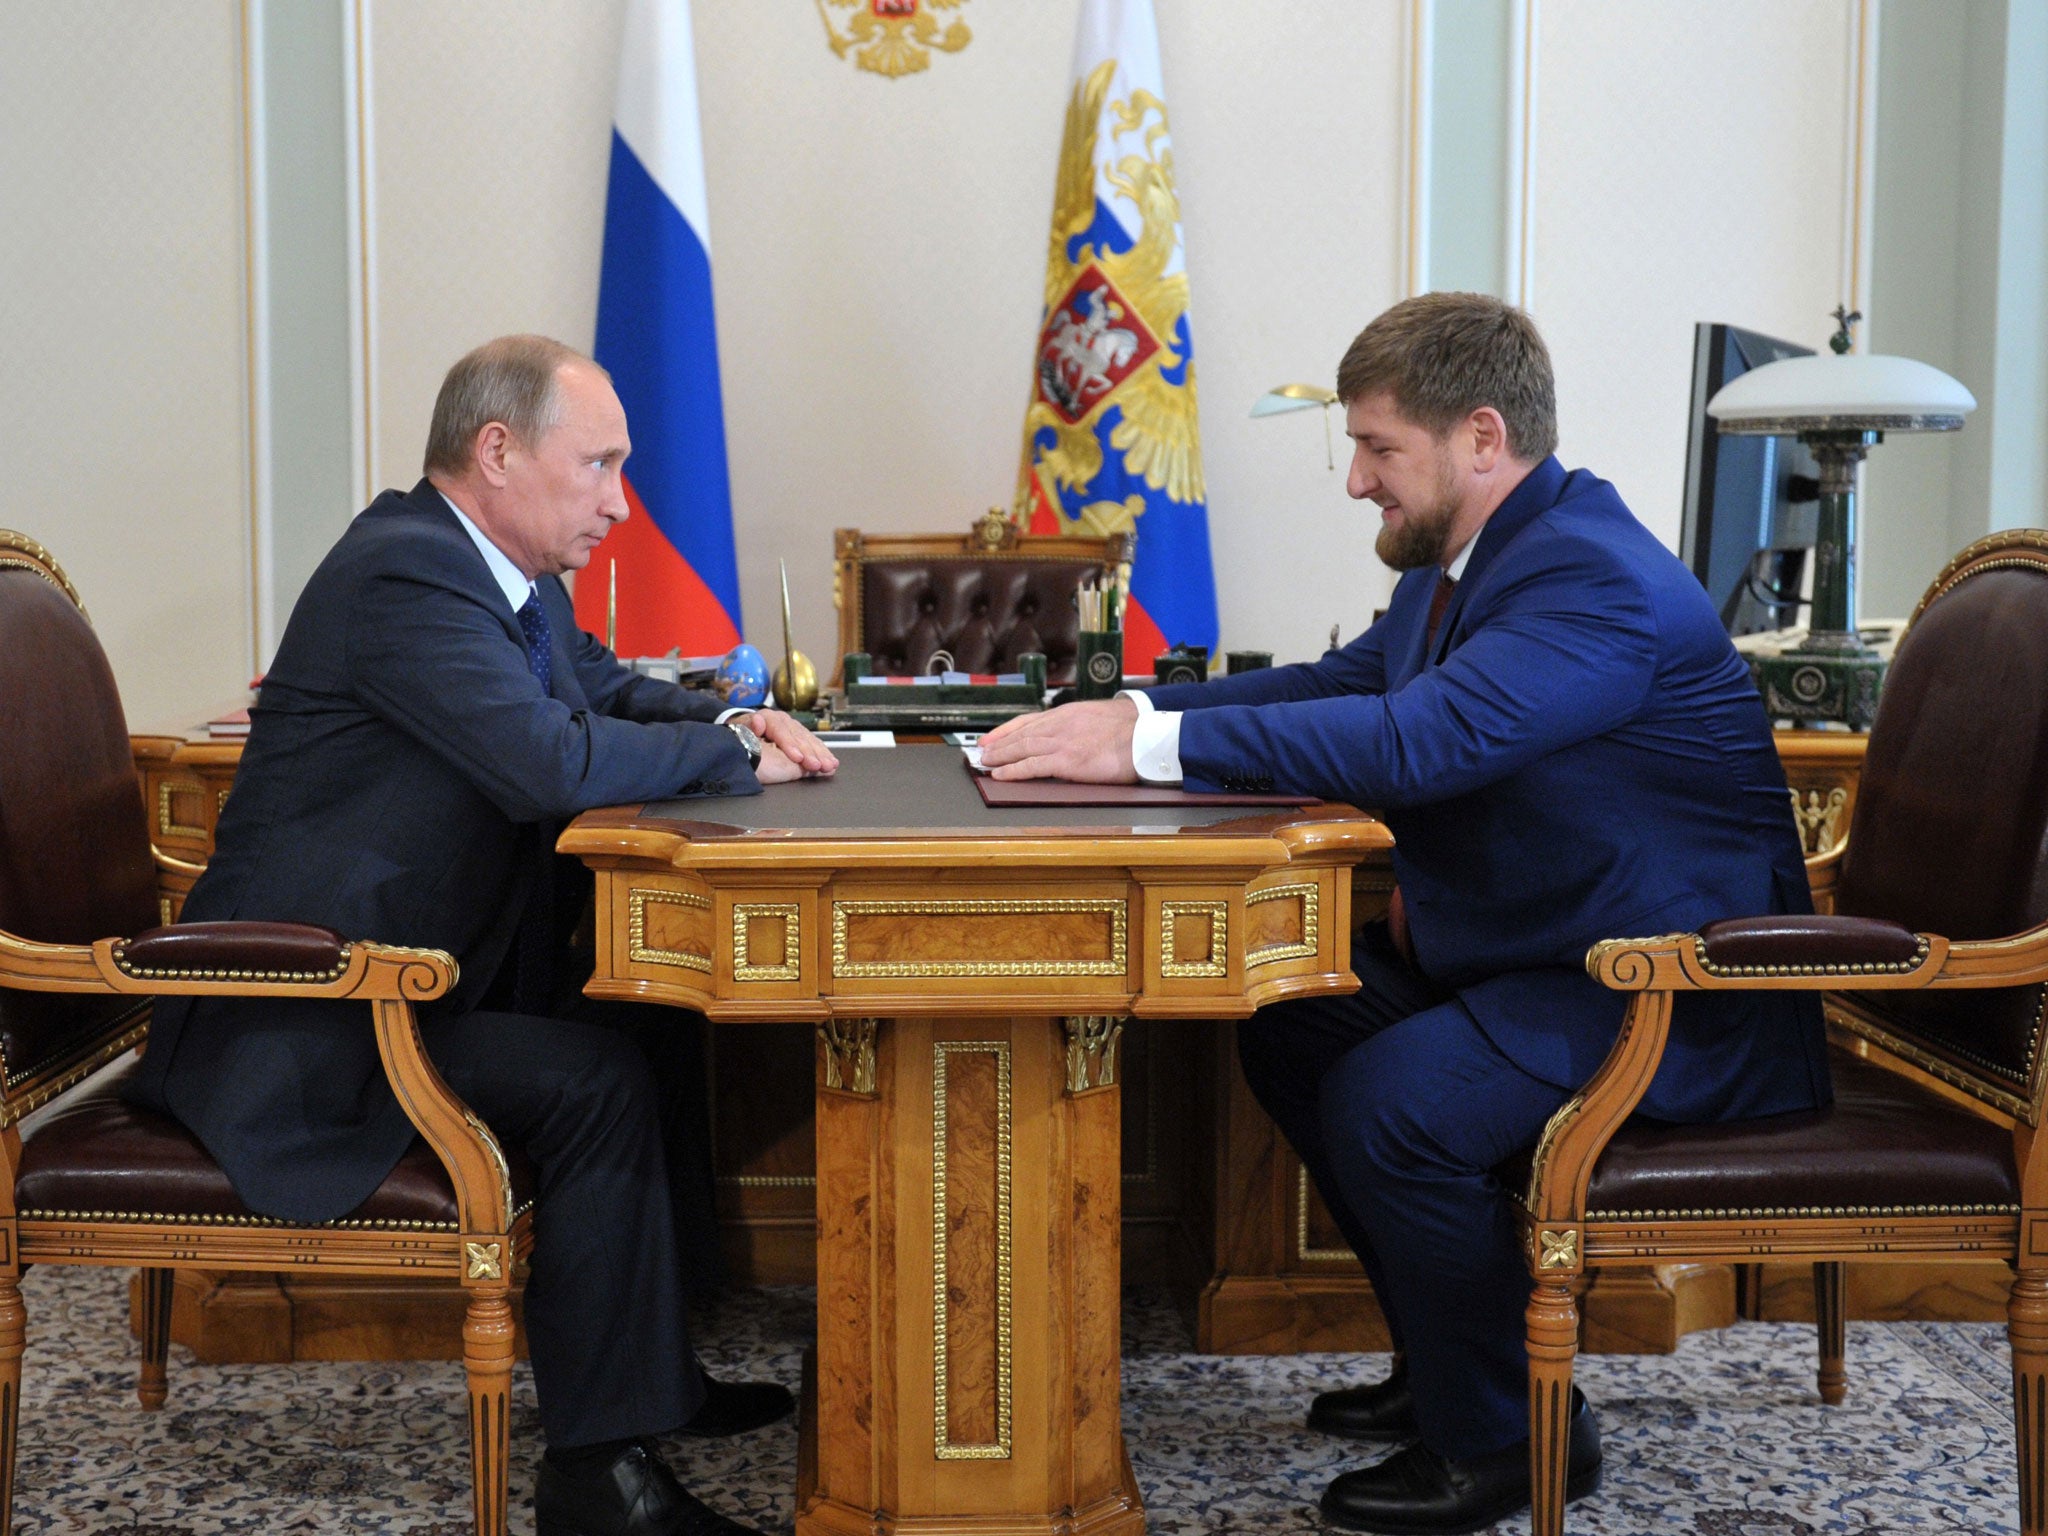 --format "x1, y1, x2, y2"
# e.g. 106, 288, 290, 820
560, 747, 1383, 1536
